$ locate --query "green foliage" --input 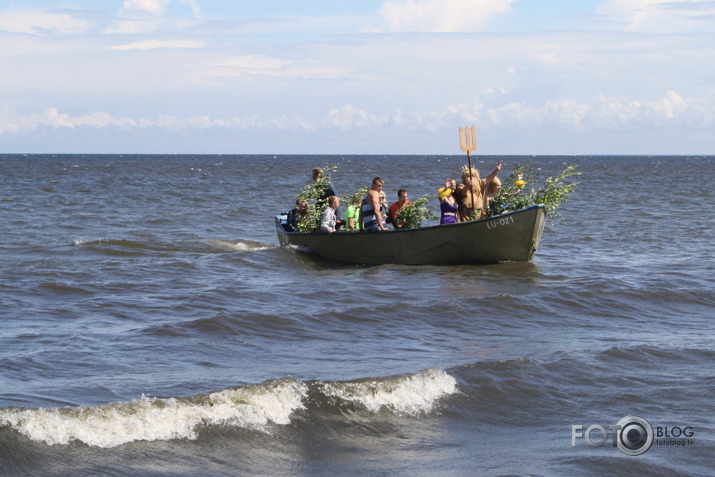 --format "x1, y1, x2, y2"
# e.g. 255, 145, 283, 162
341, 186, 369, 231
294, 166, 337, 233
489, 163, 579, 224
465, 208, 482, 222
343, 186, 369, 210
396, 196, 437, 229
